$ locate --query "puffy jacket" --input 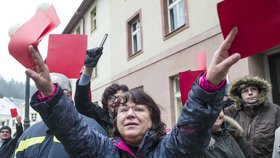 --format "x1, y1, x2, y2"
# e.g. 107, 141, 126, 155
0, 123, 23, 158
74, 81, 113, 134
30, 79, 225, 157
13, 115, 107, 158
